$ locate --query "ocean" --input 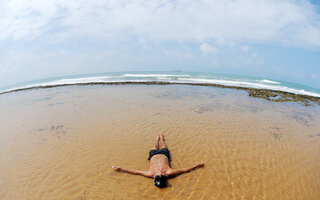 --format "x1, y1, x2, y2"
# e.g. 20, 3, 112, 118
1, 71, 320, 97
